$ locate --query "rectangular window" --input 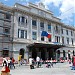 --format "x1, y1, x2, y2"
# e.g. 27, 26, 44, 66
55, 36, 60, 43
32, 20, 36, 26
25, 31, 27, 39
67, 37, 69, 44
18, 29, 20, 38
18, 17, 20, 22
21, 30, 24, 38
71, 31, 73, 36
40, 22, 44, 28
55, 25, 59, 34
56, 26, 58, 31
21, 16, 25, 23
18, 16, 27, 24
71, 38, 73, 45
48, 24, 51, 32
61, 29, 63, 34
62, 37, 64, 44
18, 29, 27, 39
32, 32, 37, 40
66, 30, 68, 35
5, 14, 11, 19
